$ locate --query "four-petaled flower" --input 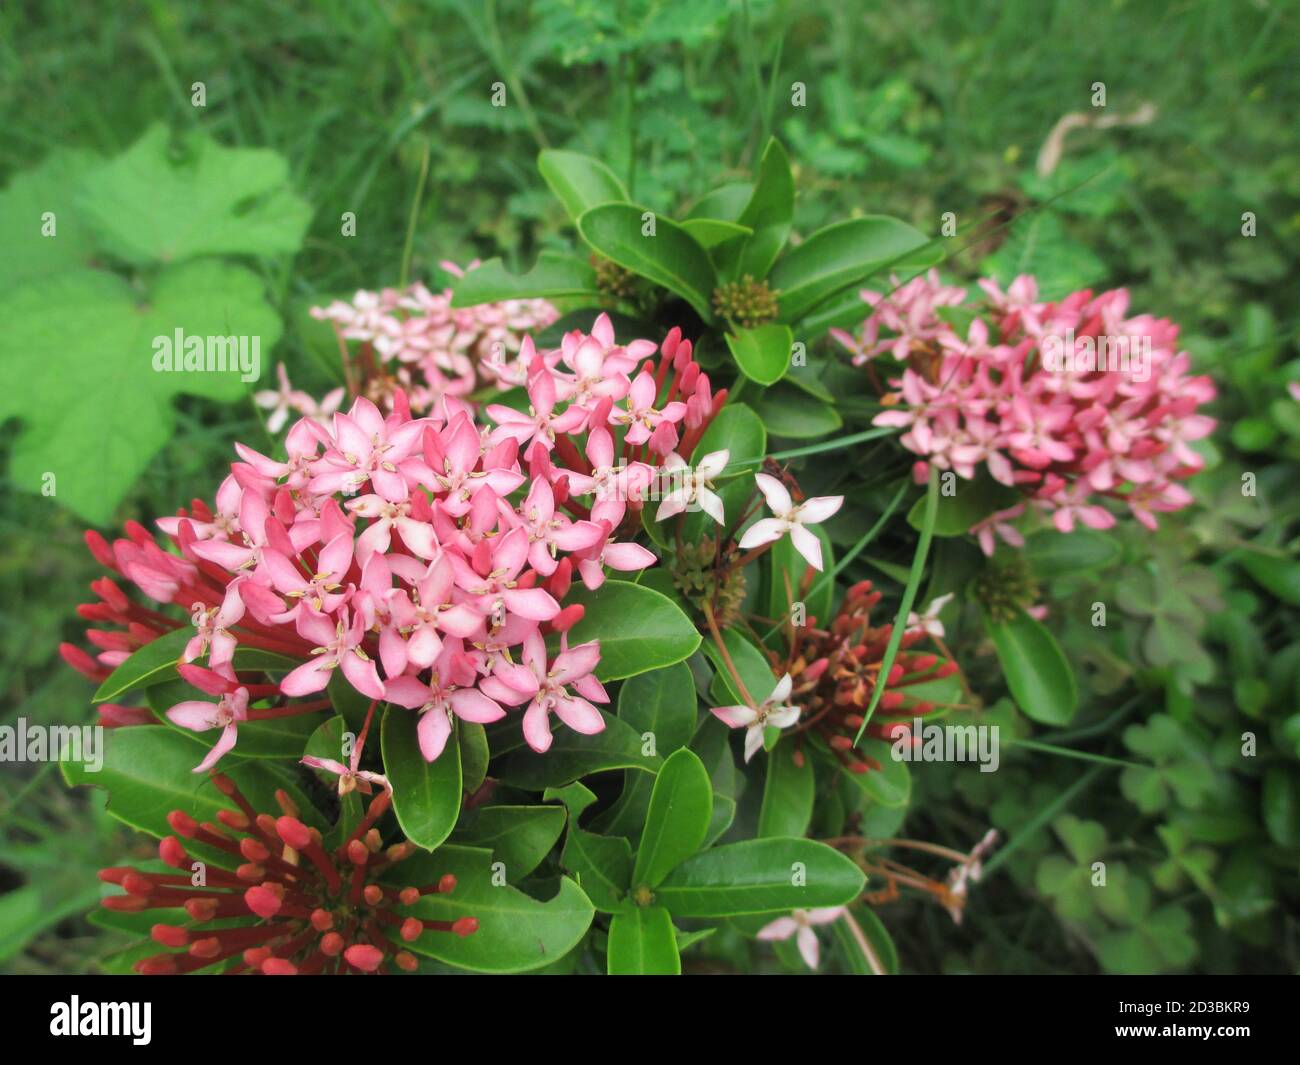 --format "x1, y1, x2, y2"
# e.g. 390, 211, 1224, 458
711, 673, 800, 762
756, 907, 847, 969
737, 473, 844, 571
